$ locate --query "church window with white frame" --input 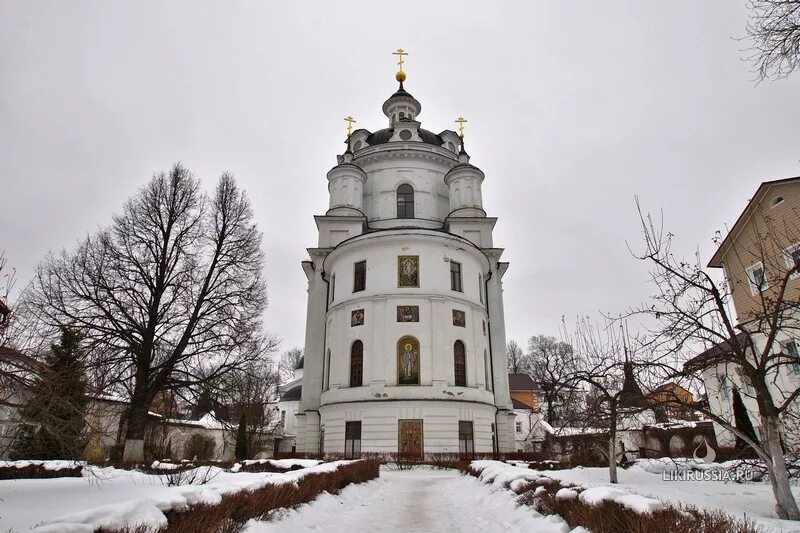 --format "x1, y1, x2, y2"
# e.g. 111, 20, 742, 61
783, 243, 800, 279
746, 262, 767, 295
783, 339, 800, 375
